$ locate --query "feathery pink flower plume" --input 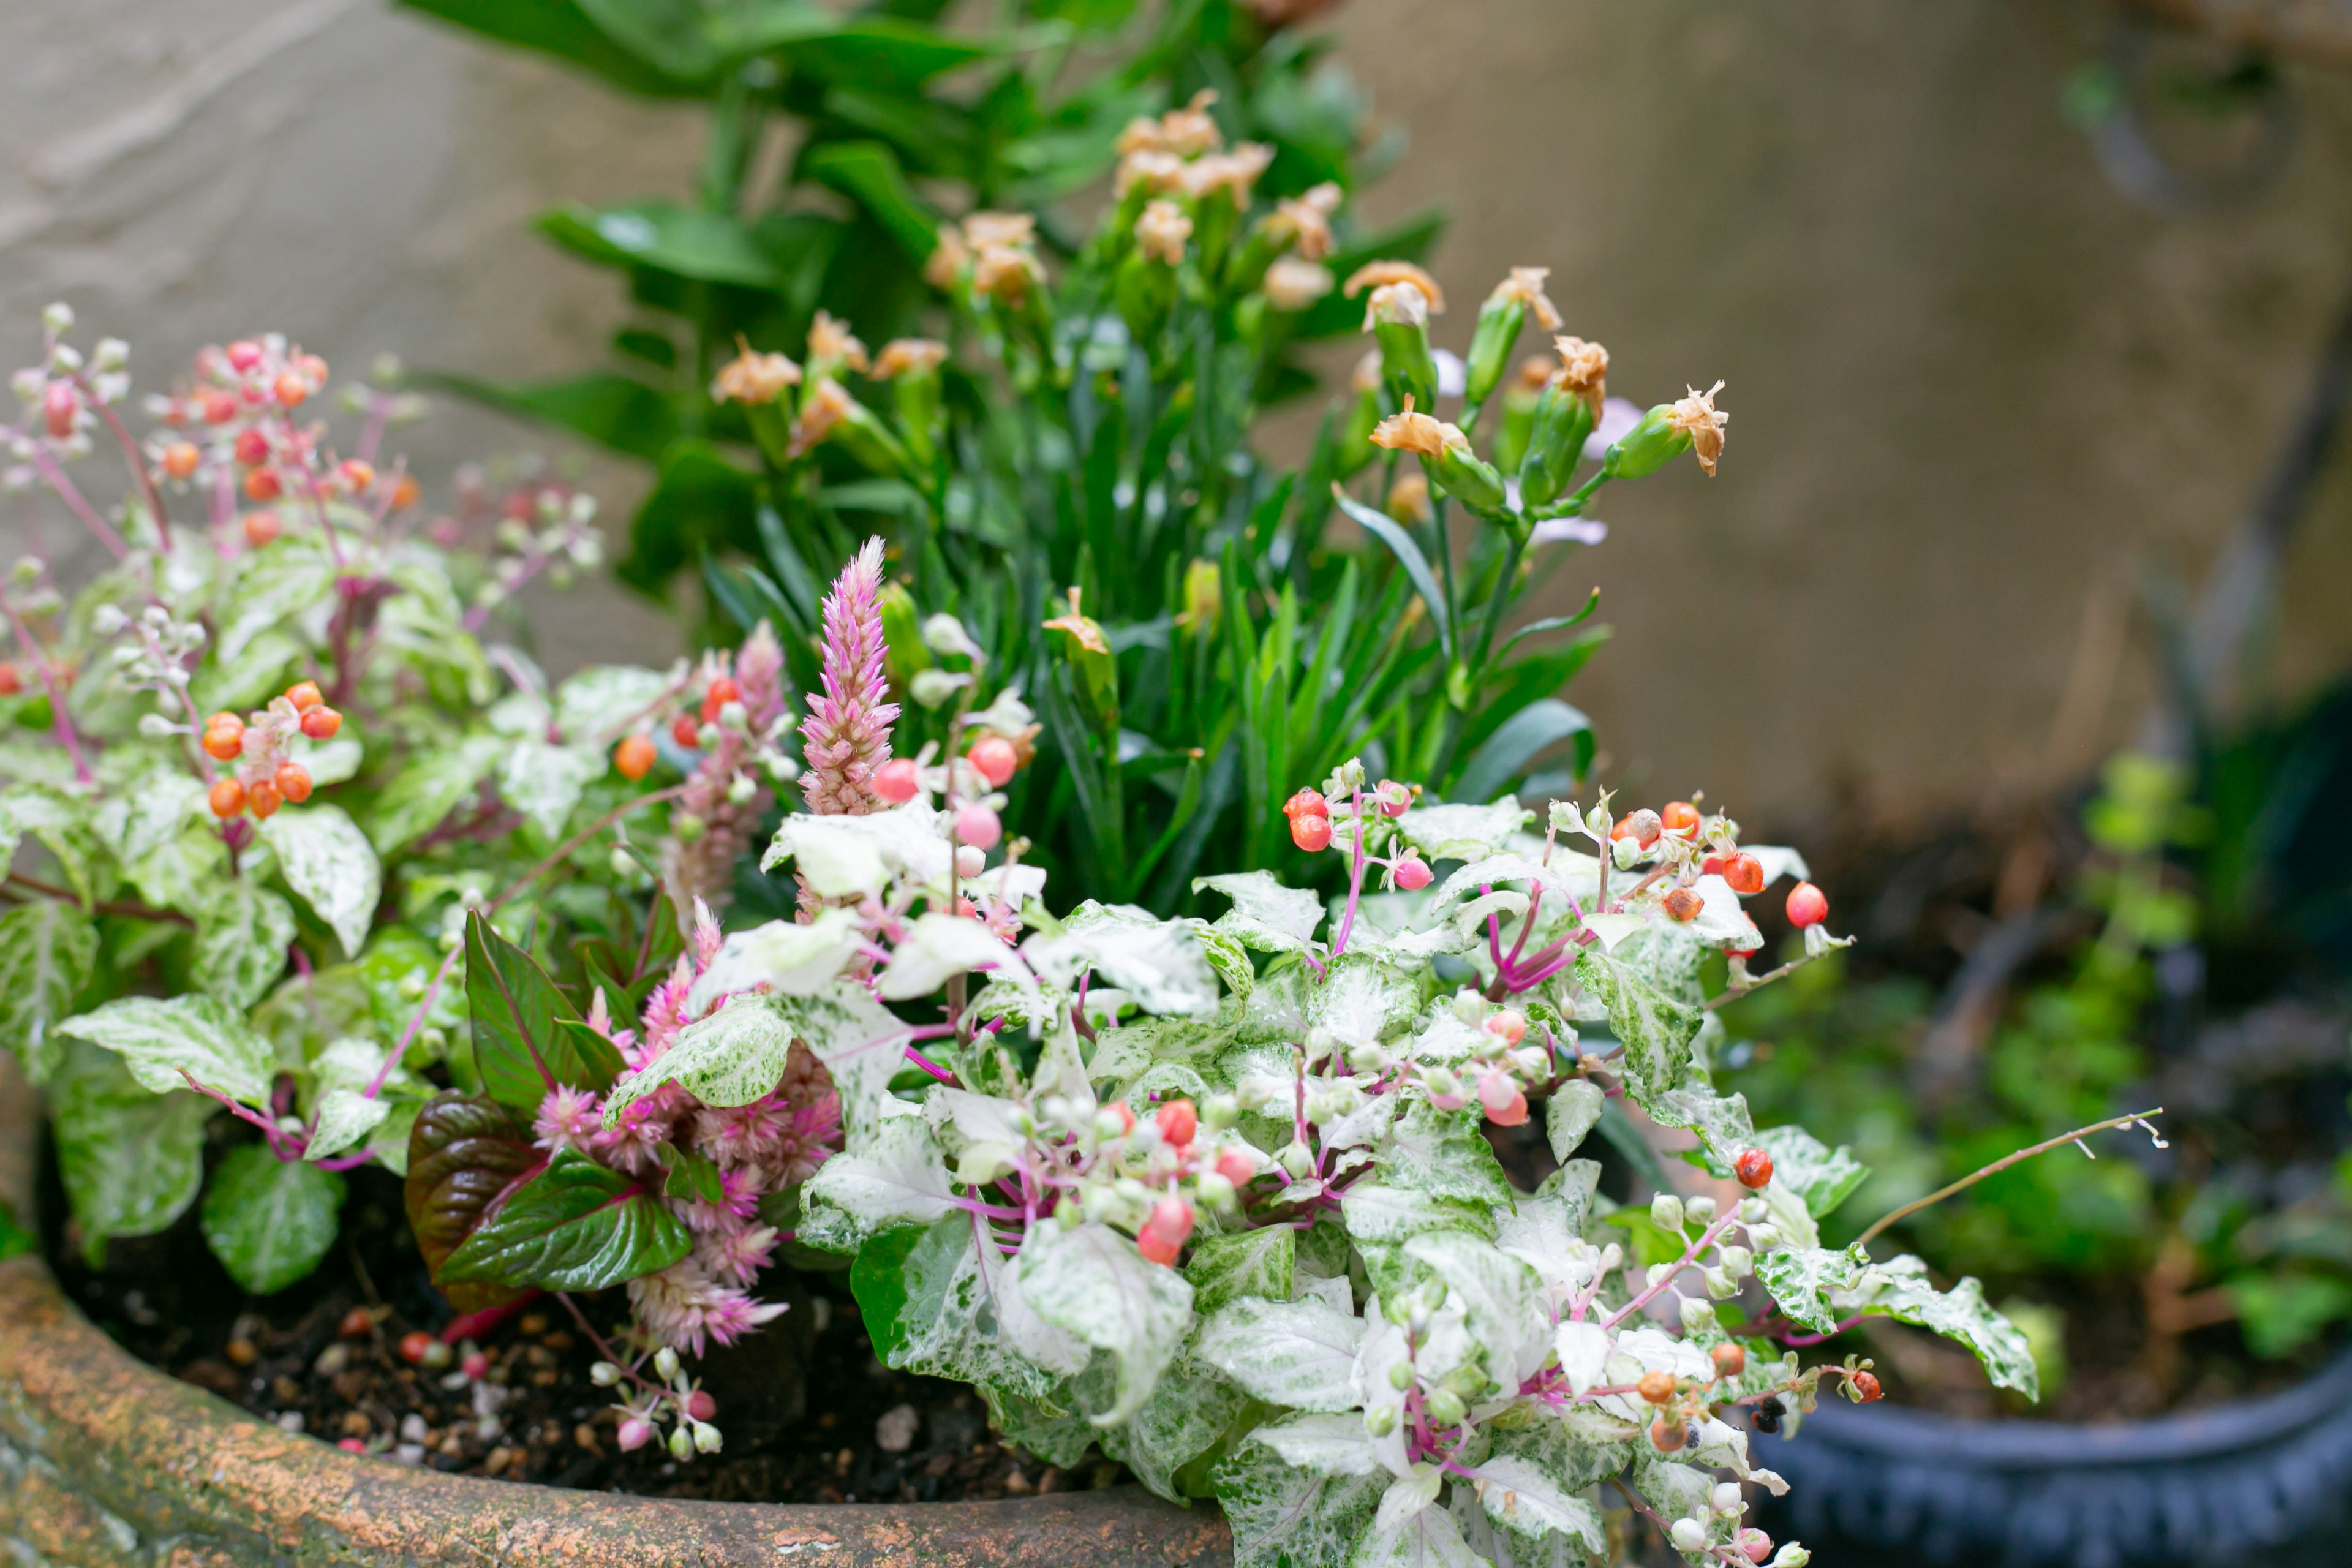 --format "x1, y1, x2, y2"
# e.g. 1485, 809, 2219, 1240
799, 537, 898, 816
